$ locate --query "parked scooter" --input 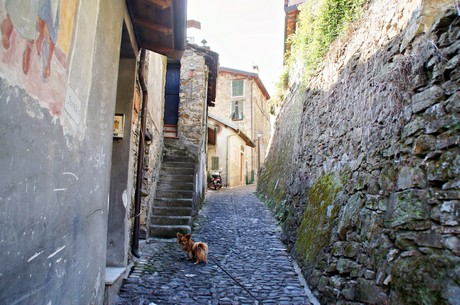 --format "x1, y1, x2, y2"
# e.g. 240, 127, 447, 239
208, 171, 222, 190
